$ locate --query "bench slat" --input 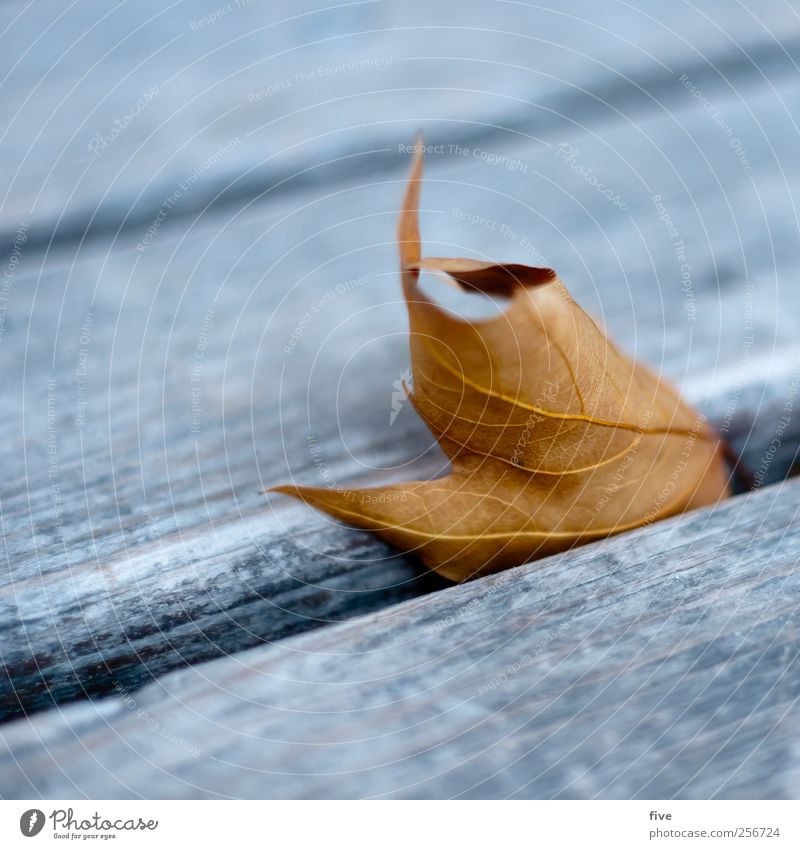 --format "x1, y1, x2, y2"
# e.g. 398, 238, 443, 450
1, 478, 798, 798
3, 0, 799, 239
4, 74, 800, 718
